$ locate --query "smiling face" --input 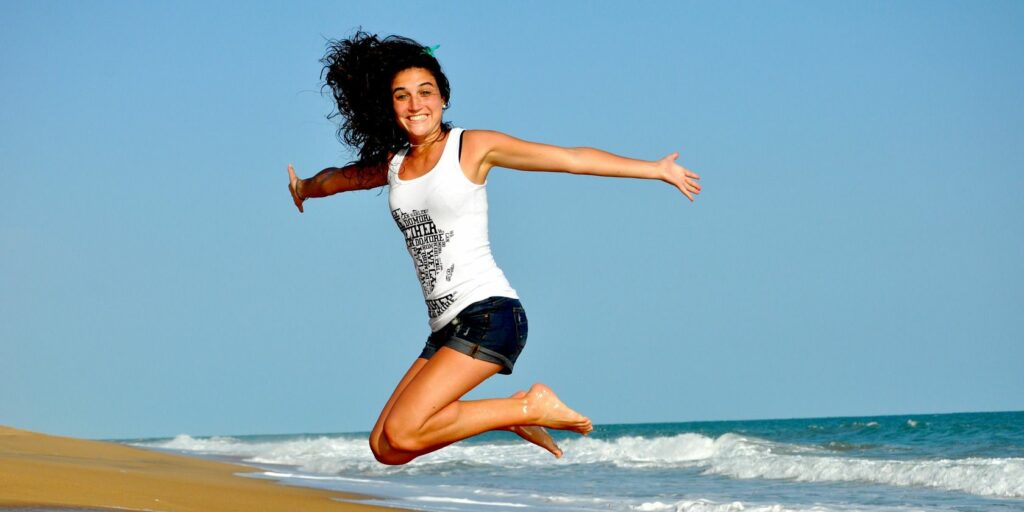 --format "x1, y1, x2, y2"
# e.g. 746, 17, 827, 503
391, 67, 446, 143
